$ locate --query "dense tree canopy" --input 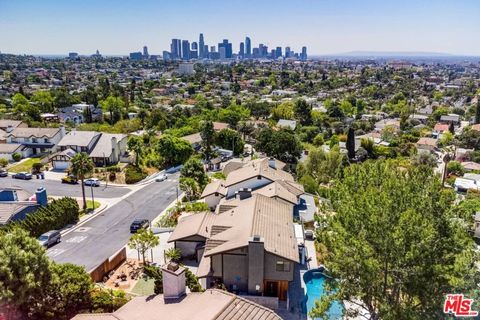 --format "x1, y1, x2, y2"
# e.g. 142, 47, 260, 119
156, 135, 194, 167
312, 160, 478, 320
255, 127, 302, 164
